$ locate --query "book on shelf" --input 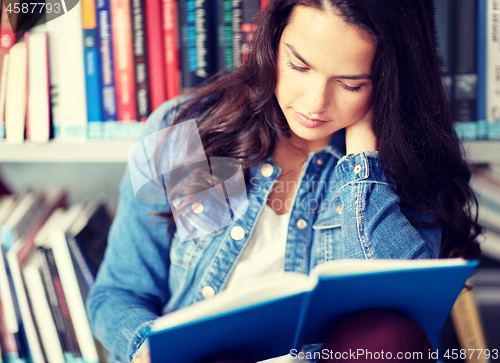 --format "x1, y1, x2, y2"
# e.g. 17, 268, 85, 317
450, 280, 490, 363
482, 0, 500, 139
26, 26, 51, 144
95, 0, 118, 126
145, 0, 167, 112
452, 0, 479, 141
149, 258, 478, 363
82, 0, 104, 136
4, 39, 27, 144
0, 190, 111, 363
110, 0, 137, 124
65, 199, 111, 294
130, 0, 151, 122
0, 0, 264, 142
0, 1, 18, 140
162, 0, 181, 100
178, 0, 217, 90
